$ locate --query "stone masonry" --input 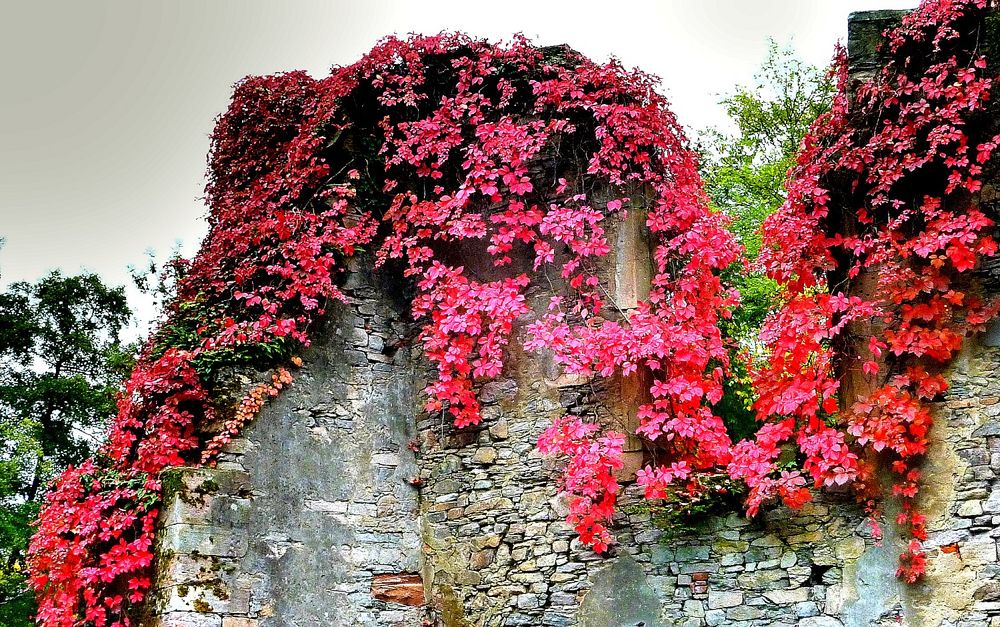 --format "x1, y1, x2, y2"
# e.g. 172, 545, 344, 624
149, 257, 426, 627
147, 10, 1000, 627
